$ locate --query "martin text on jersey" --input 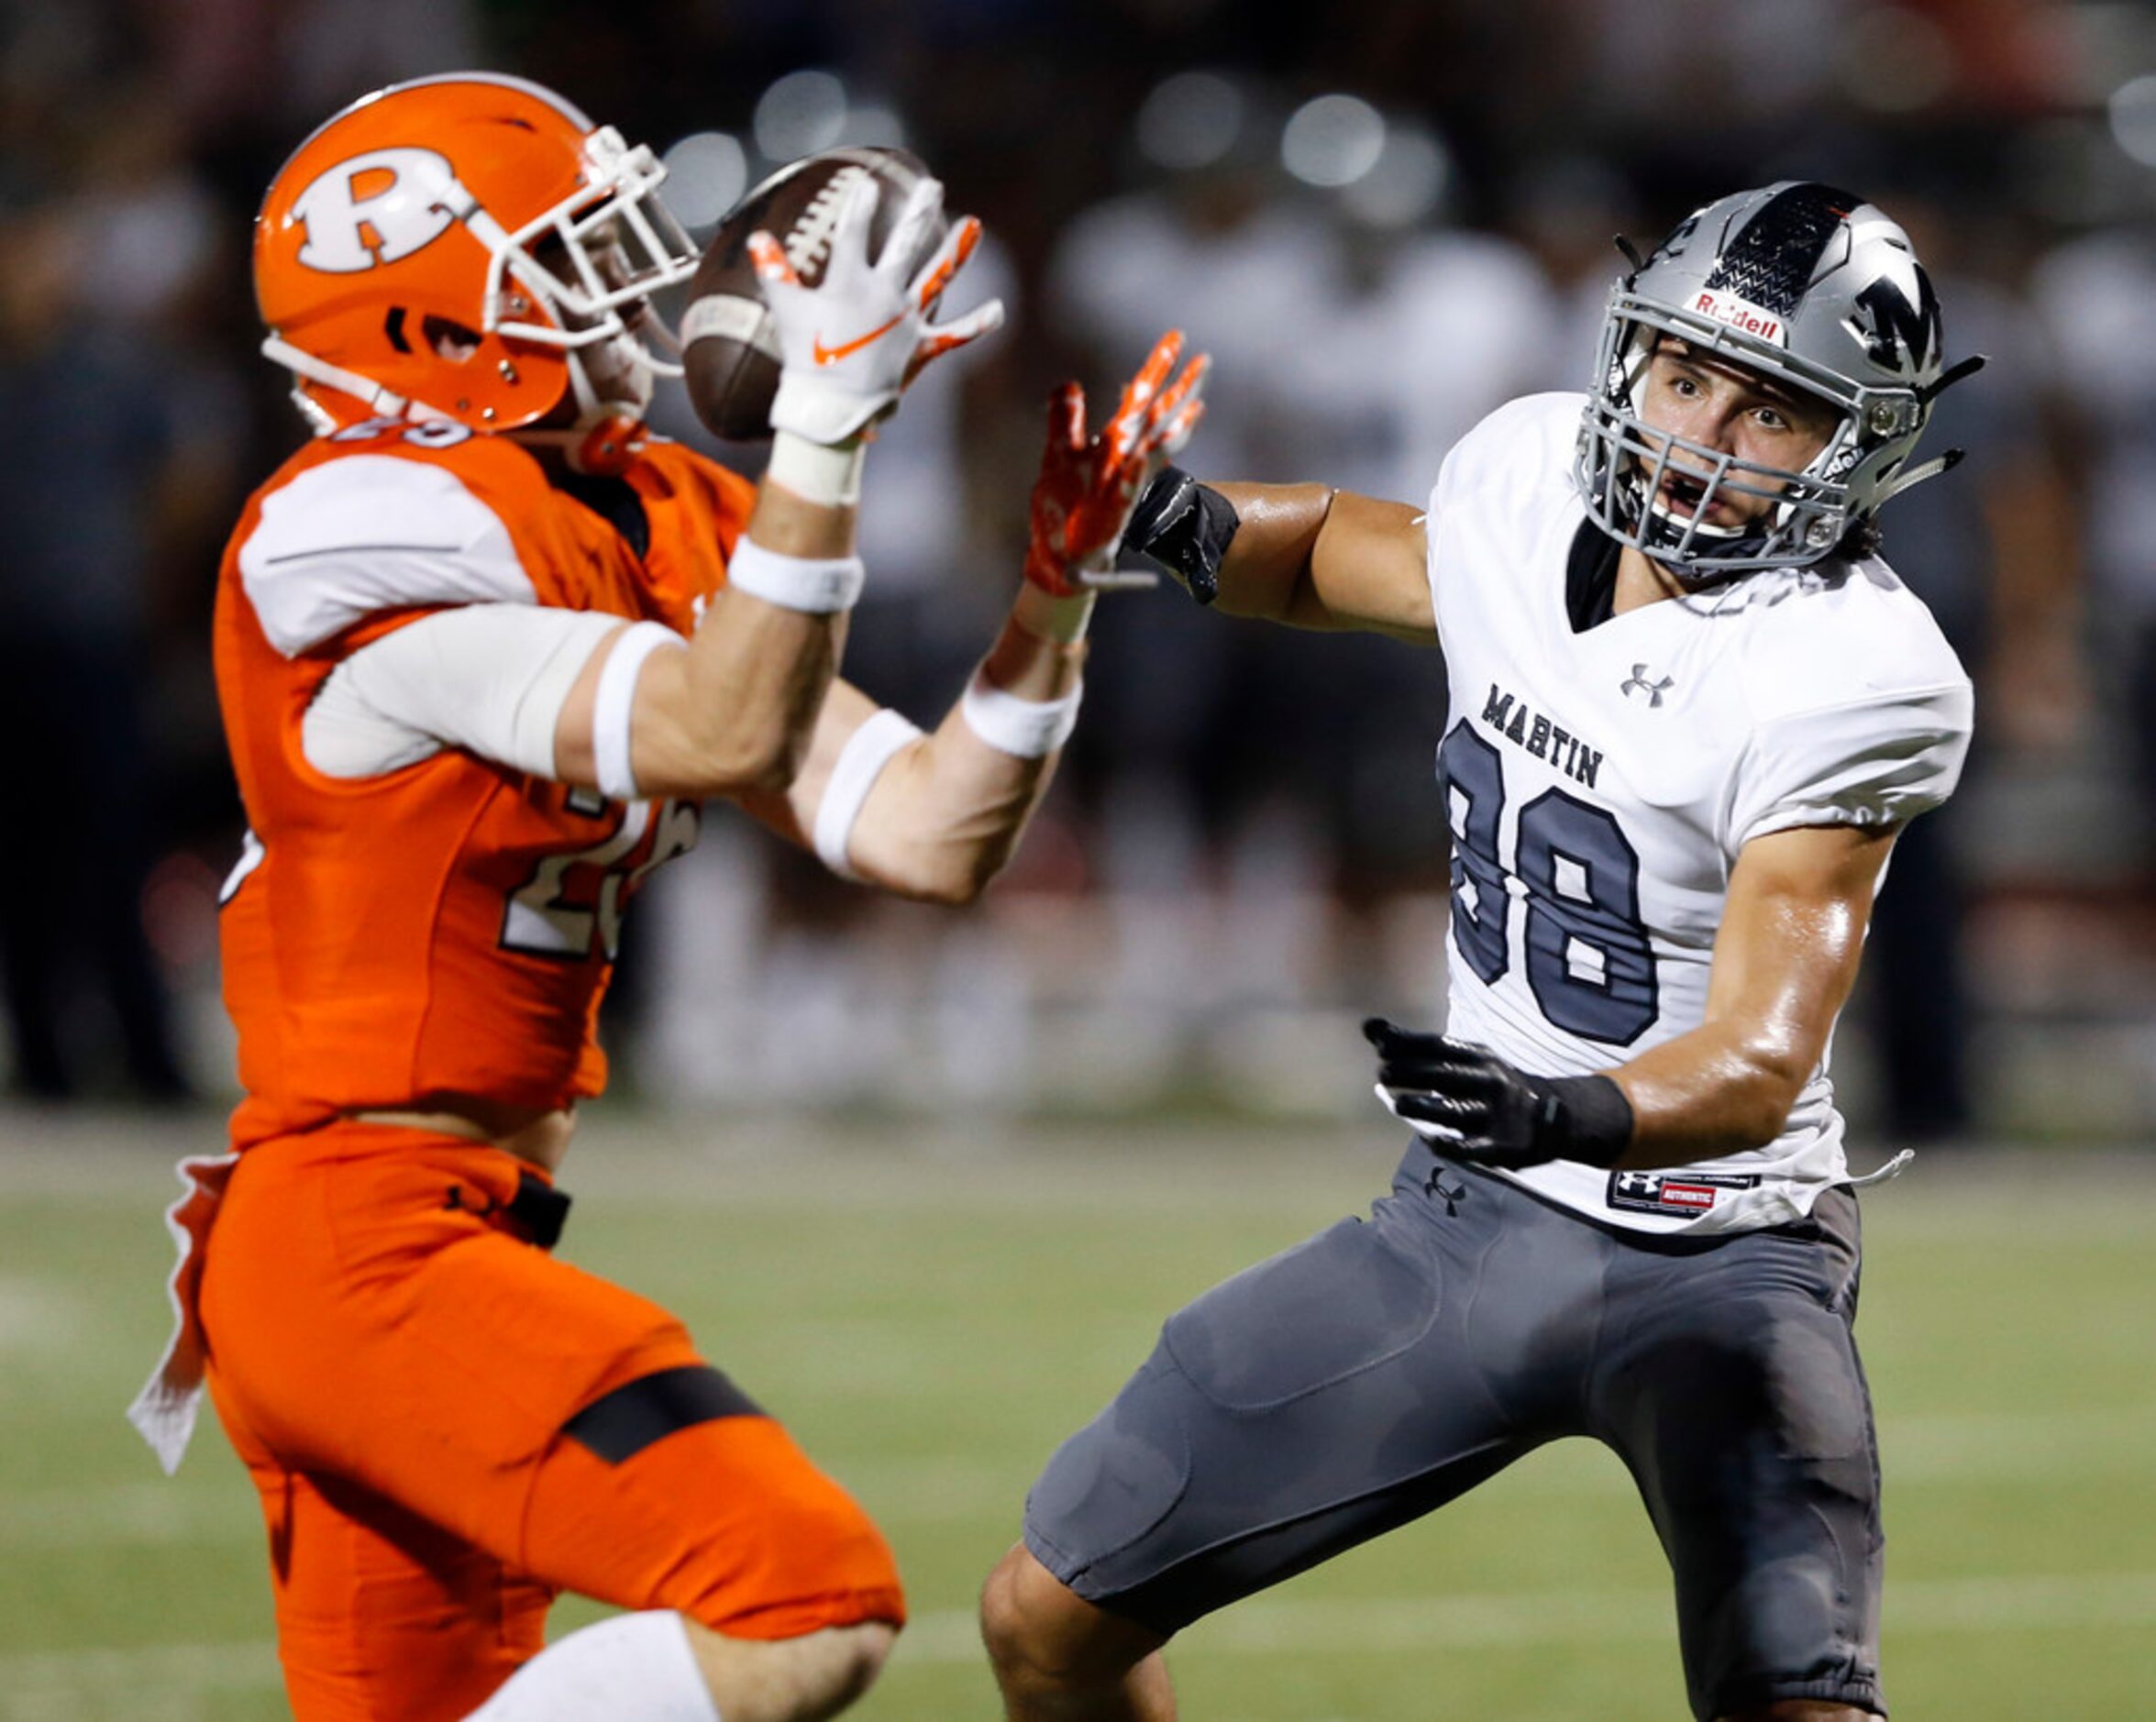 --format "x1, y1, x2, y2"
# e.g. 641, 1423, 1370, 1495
1480, 684, 1603, 789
